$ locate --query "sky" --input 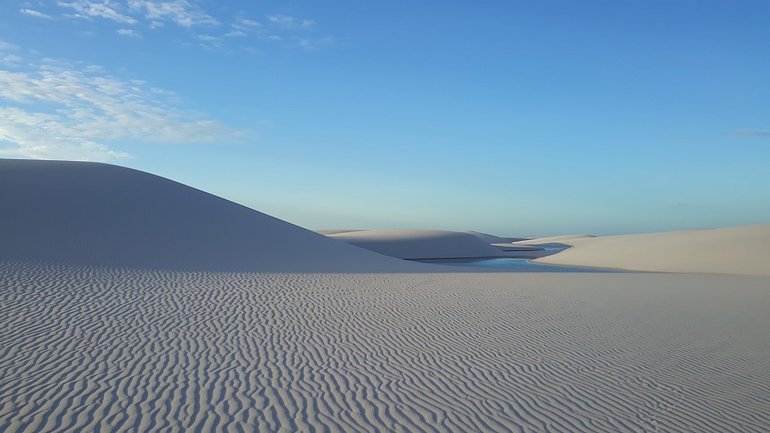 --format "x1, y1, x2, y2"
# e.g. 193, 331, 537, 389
1, 0, 769, 236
